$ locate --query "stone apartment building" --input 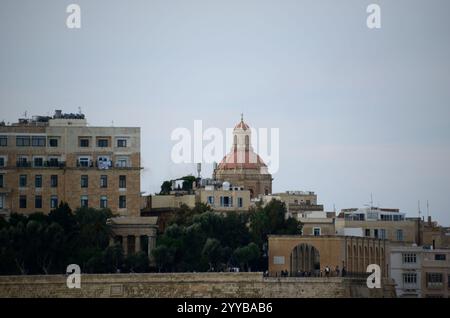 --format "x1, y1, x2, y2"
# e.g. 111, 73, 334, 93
0, 110, 141, 217
390, 245, 450, 298
335, 207, 421, 245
